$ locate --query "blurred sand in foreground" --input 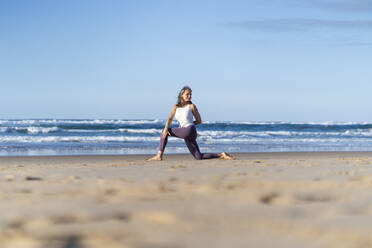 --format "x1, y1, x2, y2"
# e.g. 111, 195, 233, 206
1, 152, 372, 248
